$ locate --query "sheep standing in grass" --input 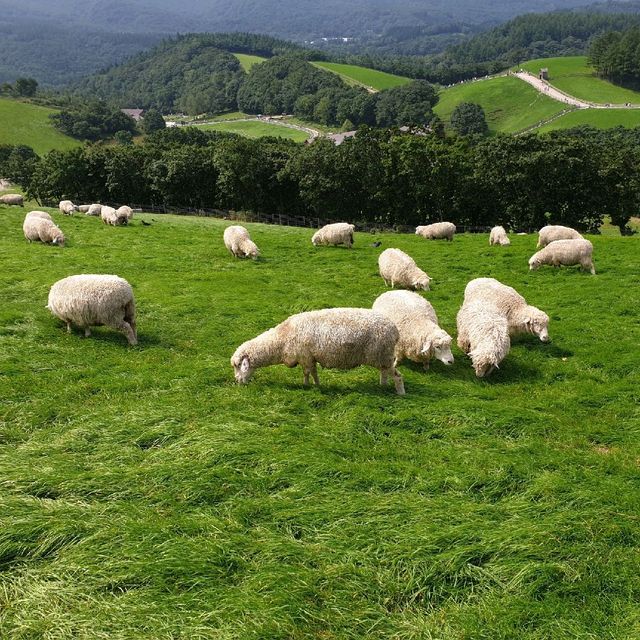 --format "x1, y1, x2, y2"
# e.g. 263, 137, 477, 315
231, 308, 405, 394
47, 275, 137, 345
59, 200, 78, 215
87, 204, 102, 216
223, 225, 260, 259
489, 226, 510, 246
415, 221, 456, 241
456, 299, 511, 378
529, 238, 595, 274
378, 248, 431, 291
537, 225, 582, 248
0, 193, 24, 206
101, 206, 129, 226
311, 223, 355, 248
23, 215, 65, 246
373, 290, 454, 370
116, 205, 134, 224
26, 210, 53, 221
464, 278, 549, 342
